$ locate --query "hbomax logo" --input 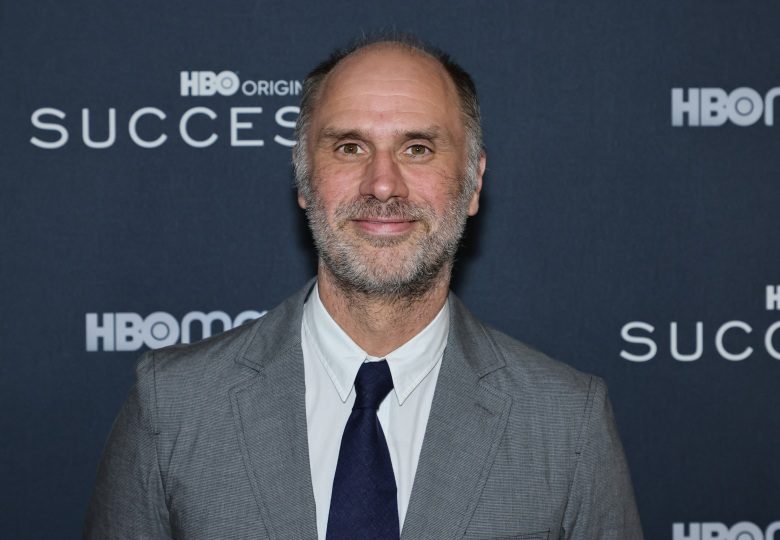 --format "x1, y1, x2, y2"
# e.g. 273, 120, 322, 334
671, 87, 780, 126
85, 310, 267, 352
673, 521, 780, 540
